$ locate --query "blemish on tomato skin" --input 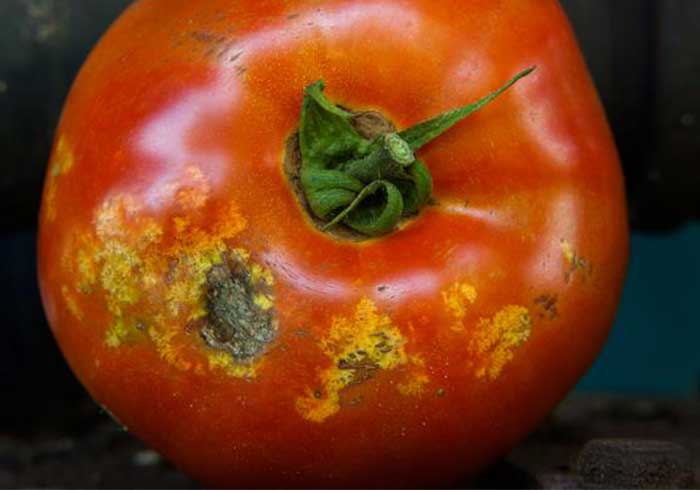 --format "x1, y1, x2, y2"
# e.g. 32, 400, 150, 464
397, 374, 430, 396
469, 305, 532, 381
200, 253, 278, 362
560, 239, 592, 282
206, 350, 258, 379
534, 293, 559, 320
105, 318, 130, 348
295, 298, 409, 423
442, 282, 478, 331
45, 135, 75, 222
60, 180, 275, 379
61, 285, 83, 321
